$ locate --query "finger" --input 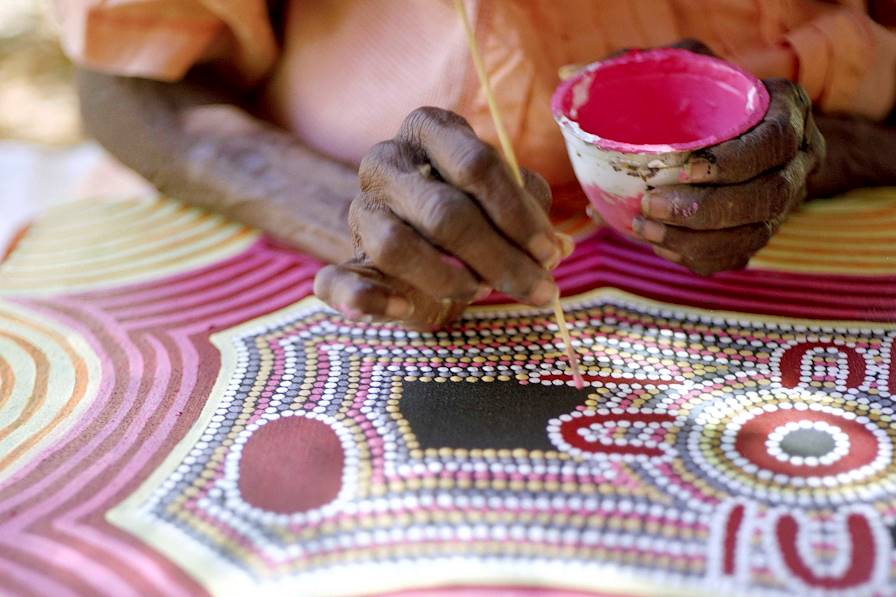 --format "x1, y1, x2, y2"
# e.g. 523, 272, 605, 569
681, 79, 810, 184
650, 243, 752, 276
521, 168, 576, 259
804, 111, 826, 169
397, 107, 563, 268
314, 262, 413, 321
641, 150, 814, 229
668, 38, 716, 56
350, 198, 485, 302
635, 218, 781, 276
522, 168, 552, 214
391, 175, 558, 305
362, 142, 559, 305
314, 262, 467, 329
